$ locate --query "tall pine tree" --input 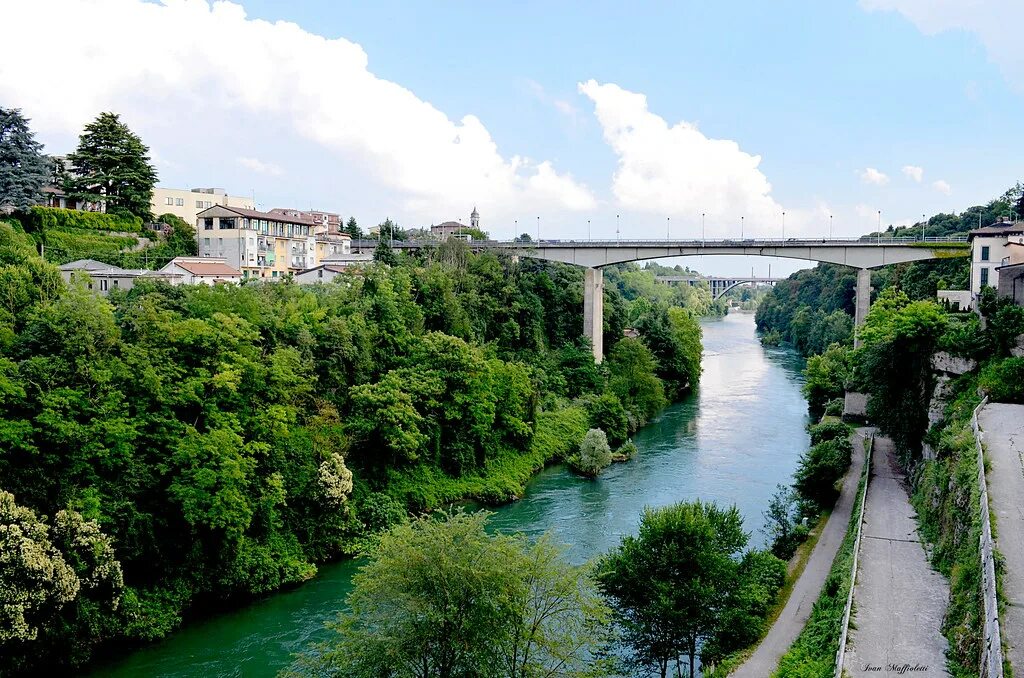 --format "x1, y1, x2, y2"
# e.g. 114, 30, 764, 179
65, 112, 157, 220
0, 108, 51, 212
